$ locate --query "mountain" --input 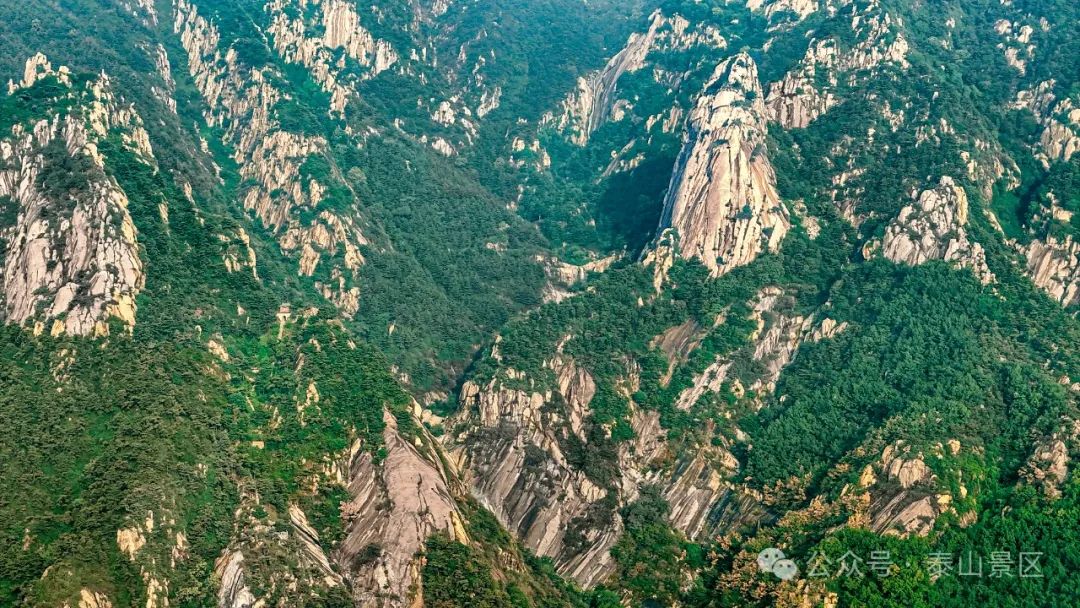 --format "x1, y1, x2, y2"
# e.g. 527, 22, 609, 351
0, 0, 1078, 607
